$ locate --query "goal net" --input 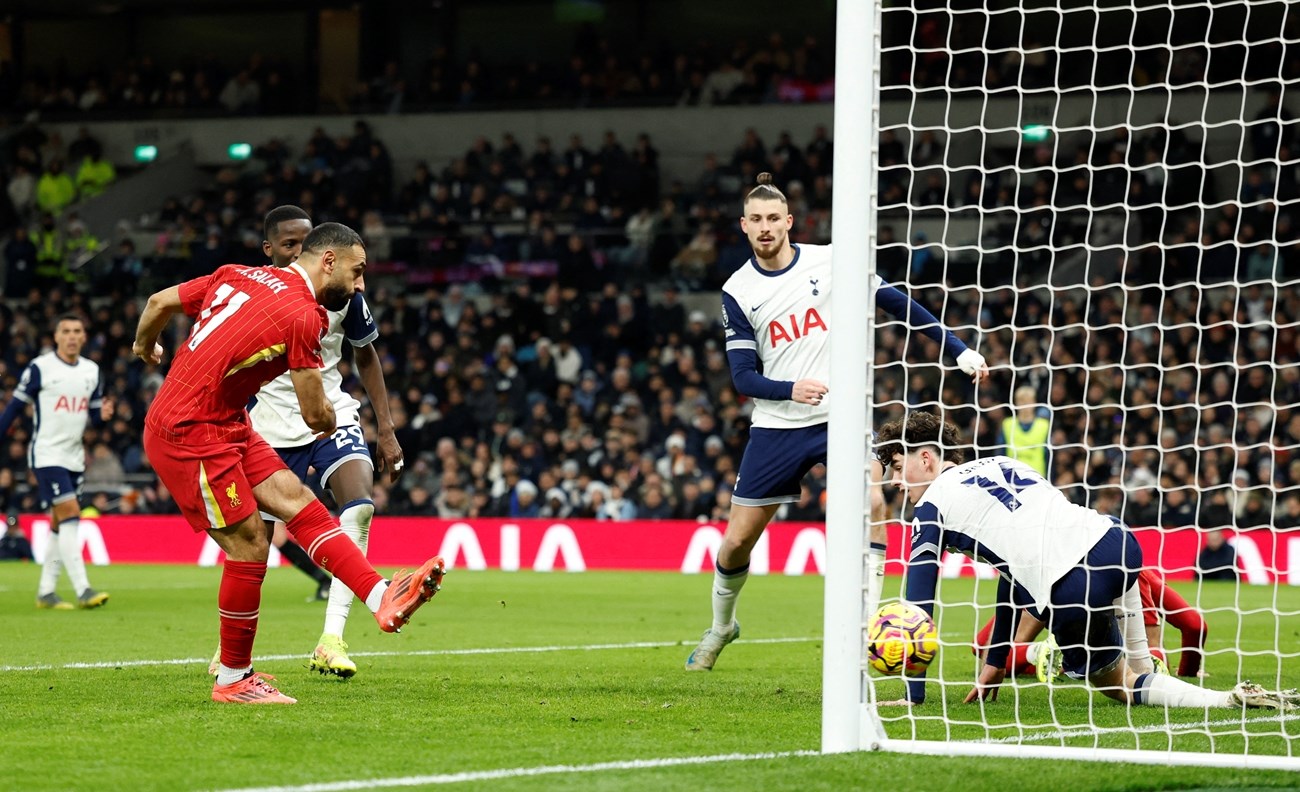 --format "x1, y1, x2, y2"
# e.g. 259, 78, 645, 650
826, 0, 1300, 770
